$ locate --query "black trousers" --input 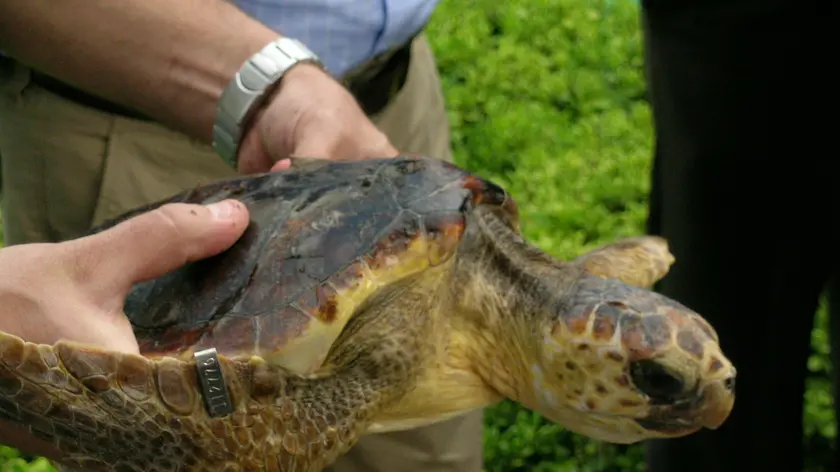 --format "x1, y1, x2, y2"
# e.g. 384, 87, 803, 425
642, 1, 839, 471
